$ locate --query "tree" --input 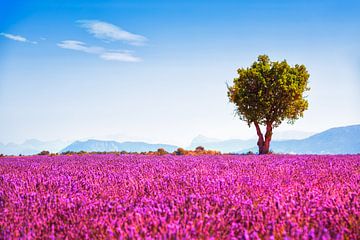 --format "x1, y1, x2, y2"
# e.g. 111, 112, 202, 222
227, 55, 310, 154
